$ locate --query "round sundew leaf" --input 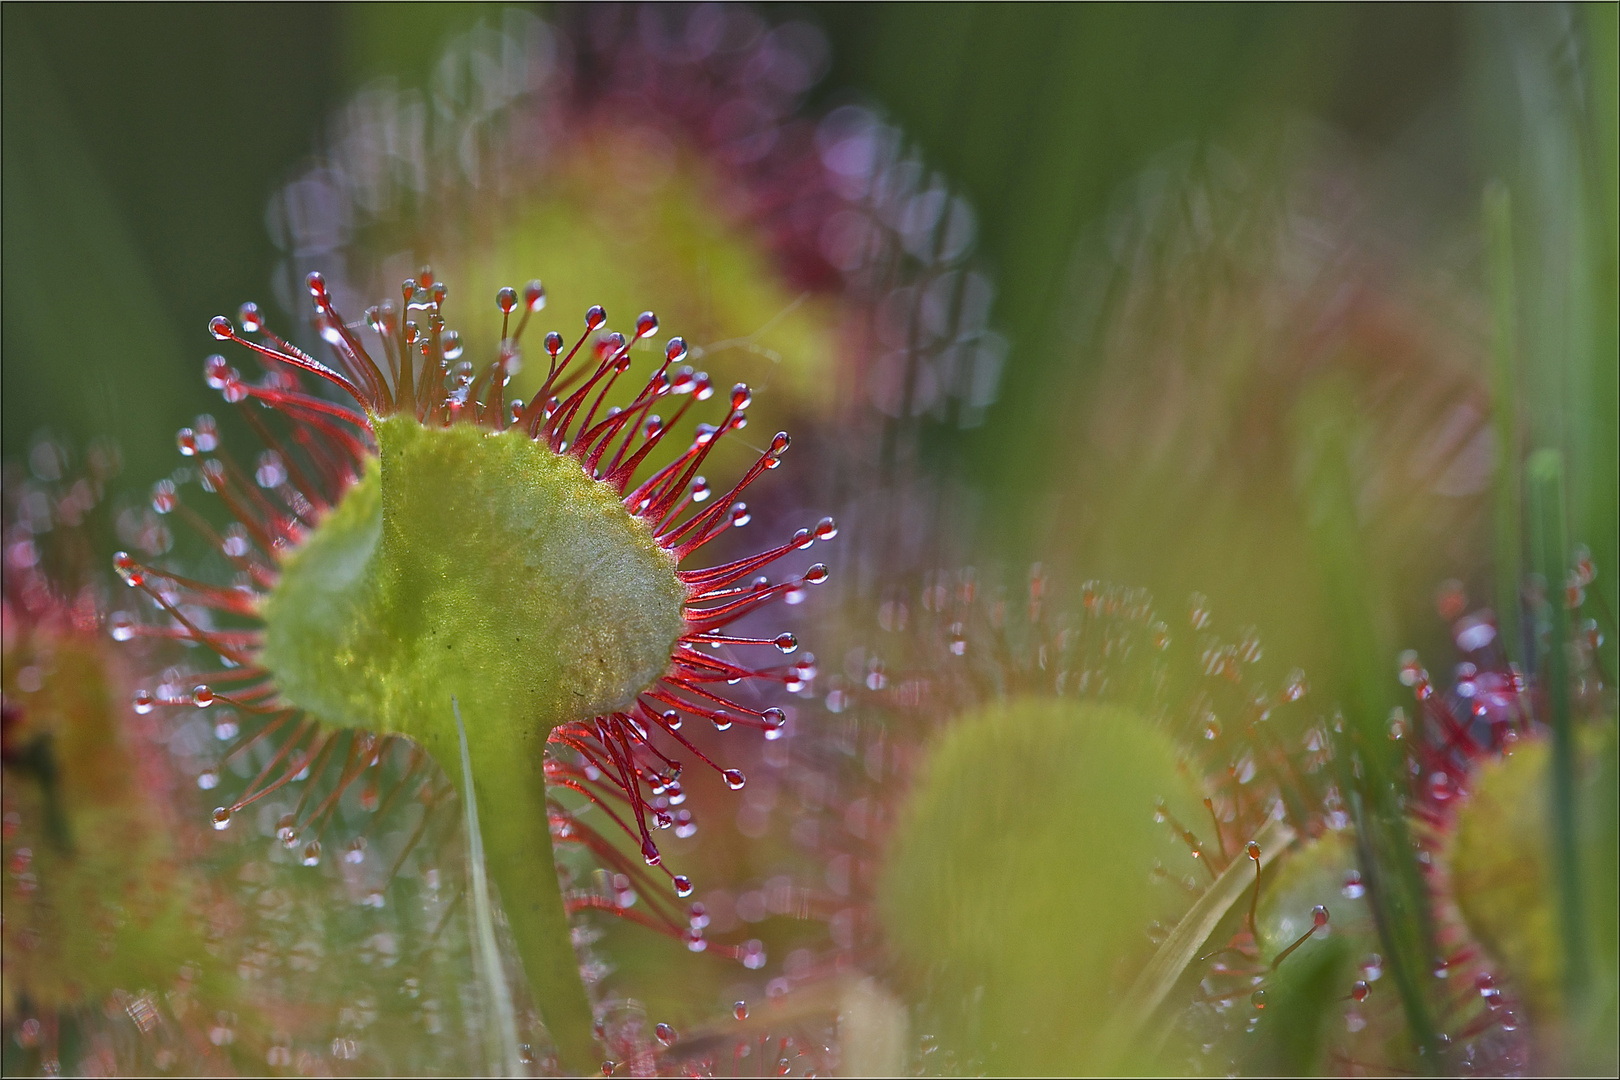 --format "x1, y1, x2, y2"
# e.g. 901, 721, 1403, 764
1448, 725, 1619, 1071
1248, 934, 1355, 1076
1247, 829, 1380, 1075
1254, 828, 1376, 960
879, 699, 1209, 1075
261, 413, 688, 744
